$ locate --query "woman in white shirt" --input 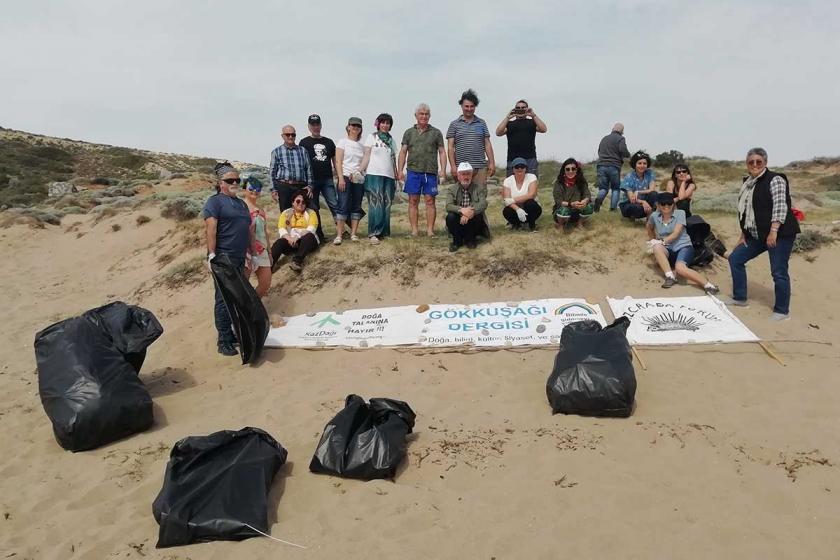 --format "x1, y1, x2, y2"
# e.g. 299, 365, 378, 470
360, 113, 397, 245
333, 117, 366, 245
502, 157, 542, 230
